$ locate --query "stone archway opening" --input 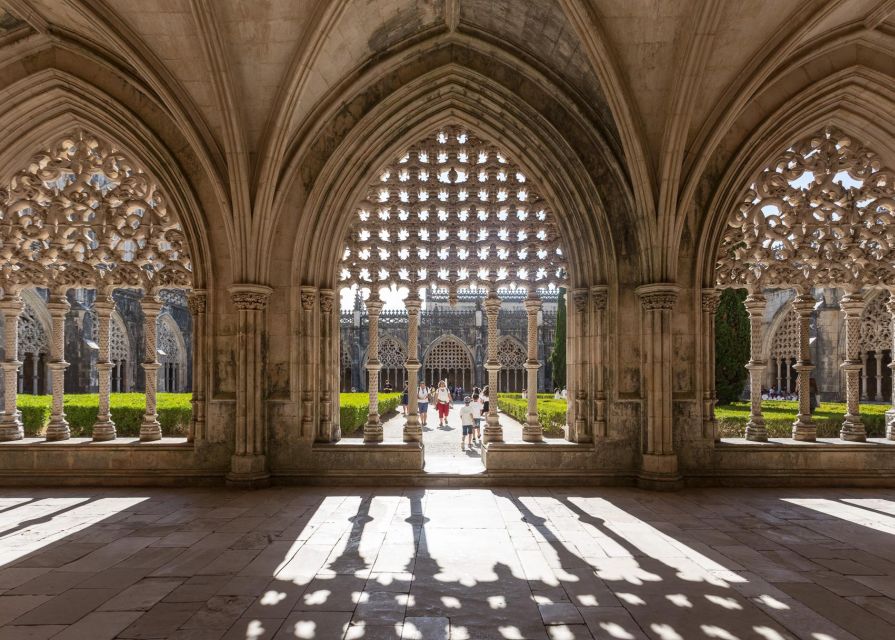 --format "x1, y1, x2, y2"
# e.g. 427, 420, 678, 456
335, 125, 572, 471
